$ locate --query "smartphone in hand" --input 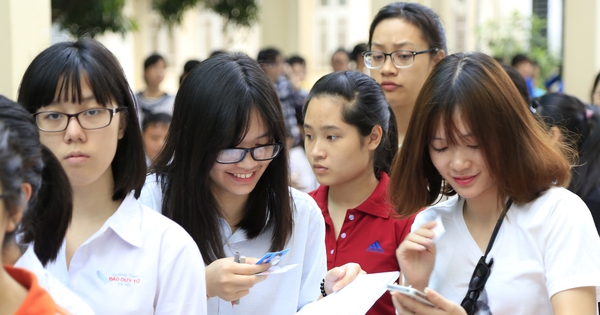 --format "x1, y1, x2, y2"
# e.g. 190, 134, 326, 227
387, 284, 435, 307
